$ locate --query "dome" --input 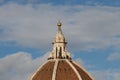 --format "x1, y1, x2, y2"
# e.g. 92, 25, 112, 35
31, 59, 93, 80
30, 21, 93, 80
